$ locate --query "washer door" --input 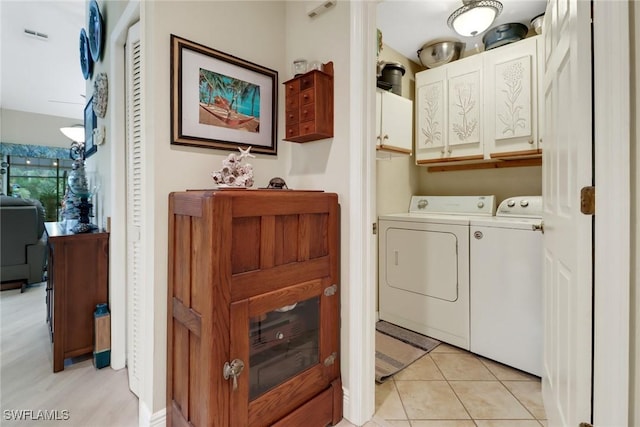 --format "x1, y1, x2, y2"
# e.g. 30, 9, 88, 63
385, 227, 459, 301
